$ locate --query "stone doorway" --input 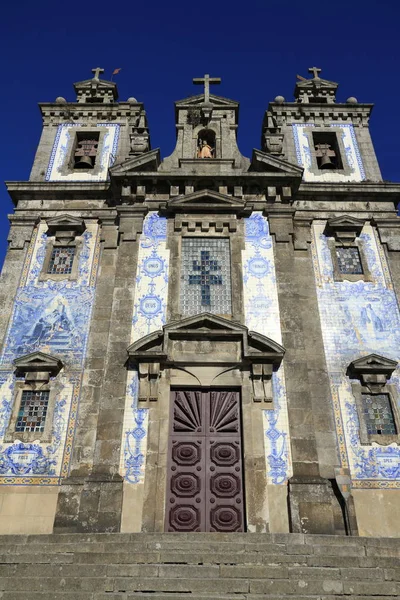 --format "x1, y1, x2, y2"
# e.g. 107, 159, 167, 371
165, 389, 245, 532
